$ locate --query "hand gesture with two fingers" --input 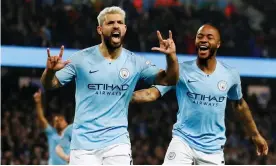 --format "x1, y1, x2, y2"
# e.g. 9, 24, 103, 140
46, 45, 70, 72
152, 30, 176, 56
